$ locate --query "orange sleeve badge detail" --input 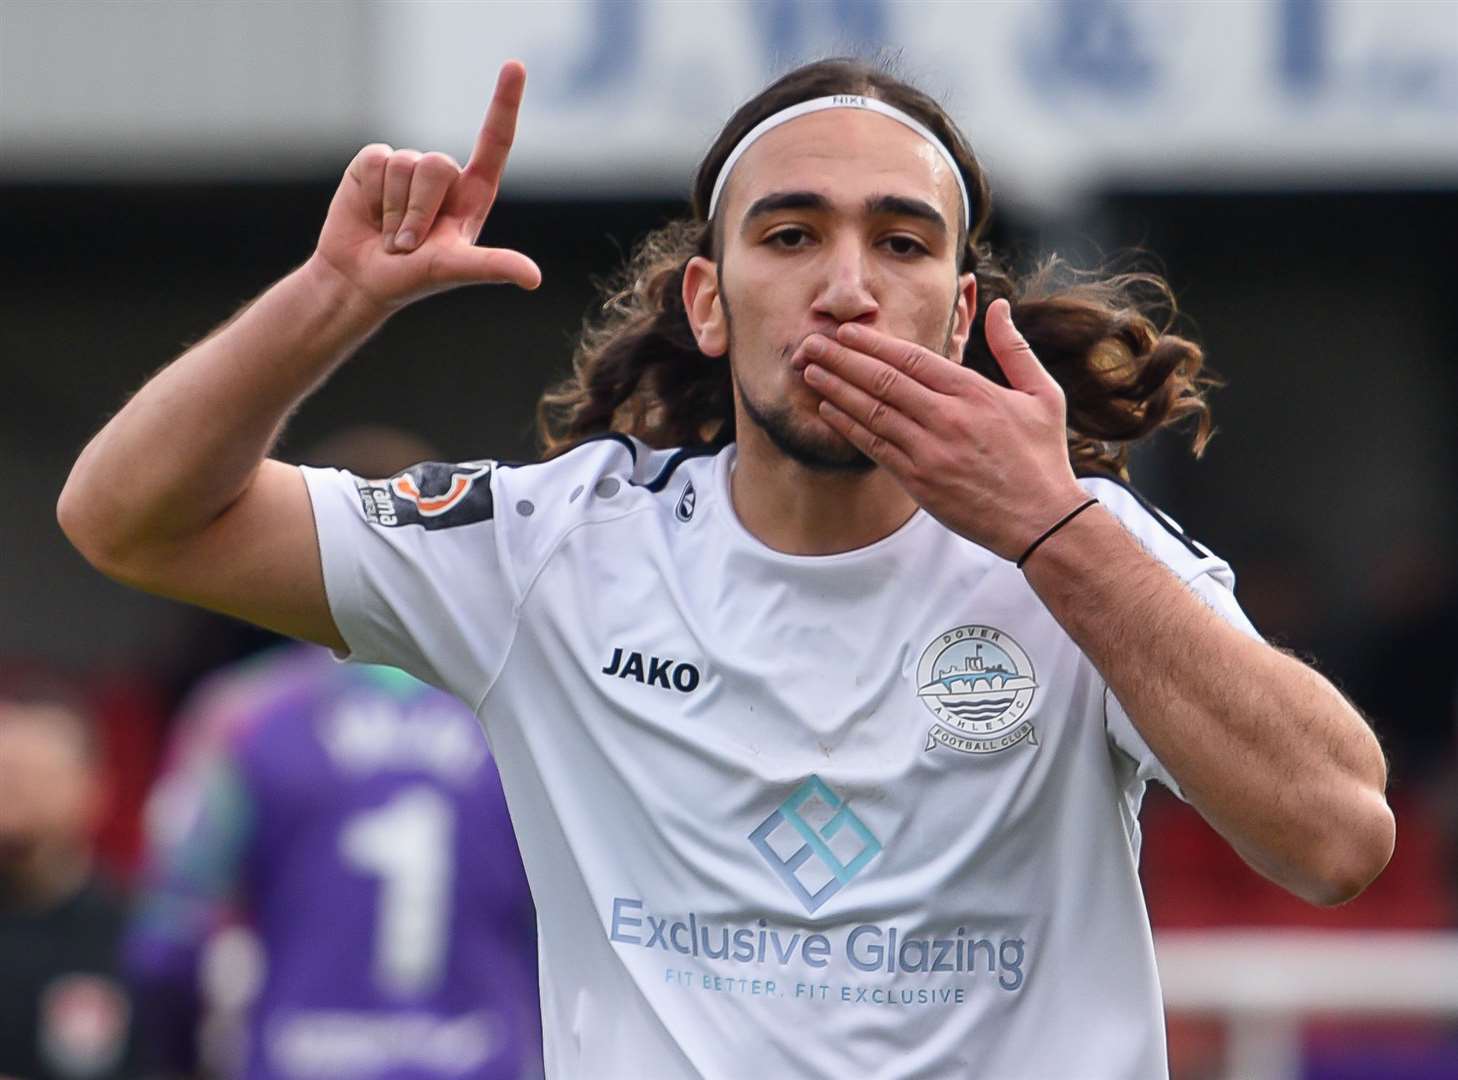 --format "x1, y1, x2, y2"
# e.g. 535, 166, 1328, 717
390, 473, 474, 516
355, 461, 496, 530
